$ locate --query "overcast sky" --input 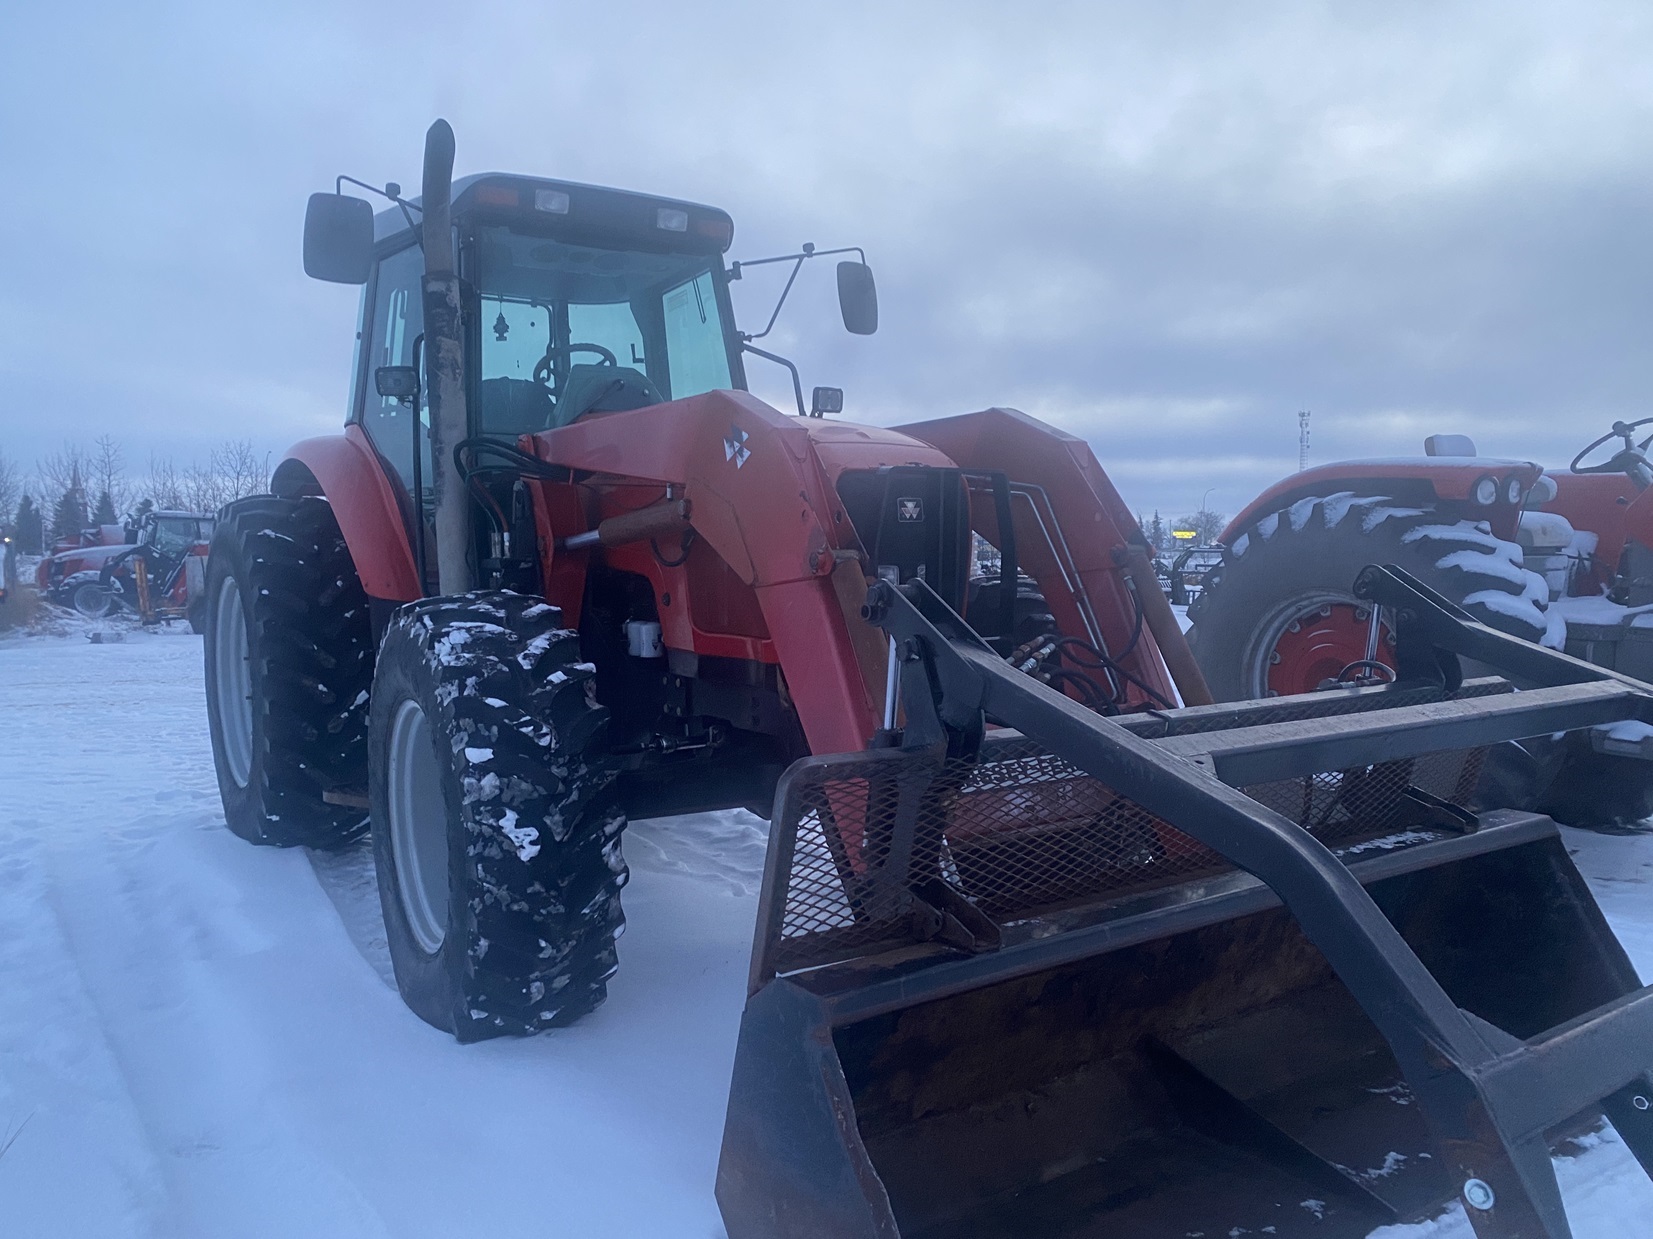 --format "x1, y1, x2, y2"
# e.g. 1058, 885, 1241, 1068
4, 0, 1652, 521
